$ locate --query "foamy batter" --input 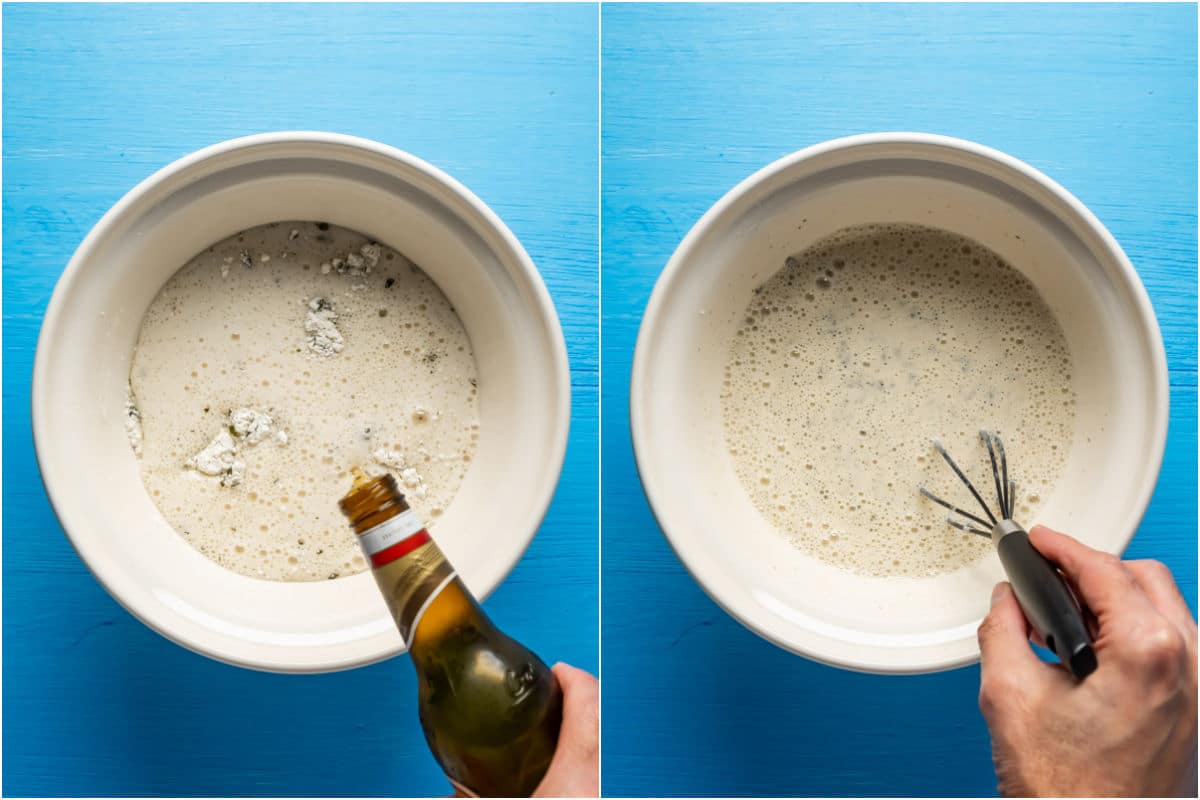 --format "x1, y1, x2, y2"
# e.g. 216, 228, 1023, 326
129, 221, 479, 581
721, 224, 1076, 577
